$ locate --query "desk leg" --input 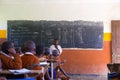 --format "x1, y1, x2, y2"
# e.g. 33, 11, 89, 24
51, 62, 54, 80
